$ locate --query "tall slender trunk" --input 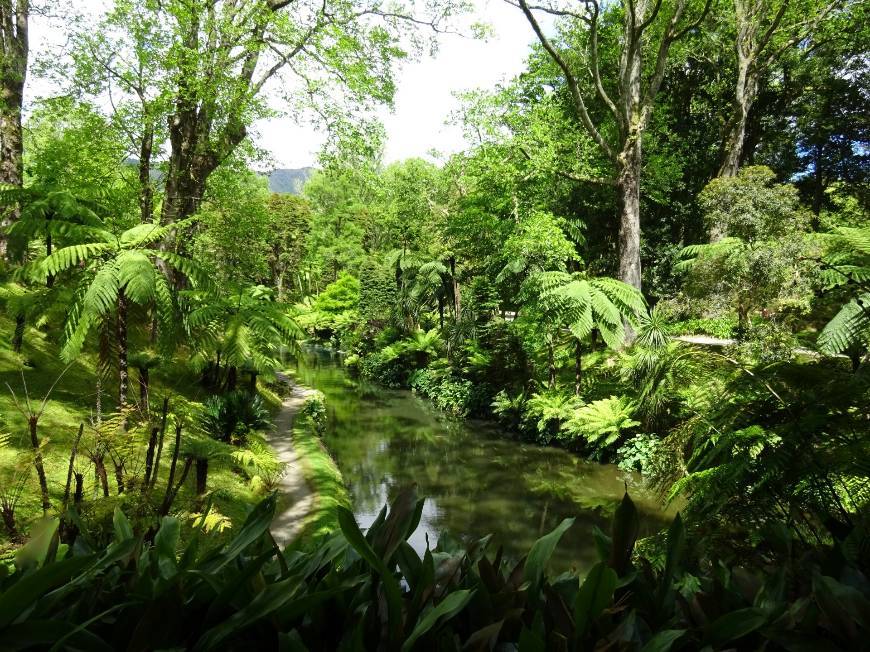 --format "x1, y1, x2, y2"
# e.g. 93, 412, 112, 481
0, 0, 28, 259
117, 286, 129, 407
143, 427, 159, 489
138, 122, 154, 223
160, 421, 184, 516
28, 416, 50, 512
138, 367, 150, 413
574, 339, 583, 396
94, 455, 110, 498
62, 424, 84, 508
195, 458, 208, 497
73, 473, 84, 505
149, 397, 170, 490
547, 337, 556, 390
12, 313, 24, 352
